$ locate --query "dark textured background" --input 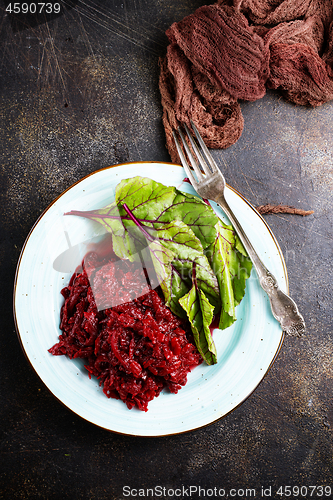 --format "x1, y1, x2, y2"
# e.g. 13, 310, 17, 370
1, 1, 333, 499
